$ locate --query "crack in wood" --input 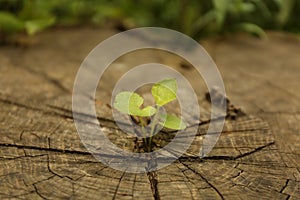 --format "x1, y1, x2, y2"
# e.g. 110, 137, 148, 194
176, 164, 201, 199
112, 171, 126, 200
30, 174, 57, 200
0, 143, 90, 155
33, 184, 48, 200
279, 179, 290, 195
177, 142, 275, 161
0, 141, 276, 165
147, 171, 160, 200
46, 155, 66, 179
179, 161, 224, 200
234, 141, 275, 159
